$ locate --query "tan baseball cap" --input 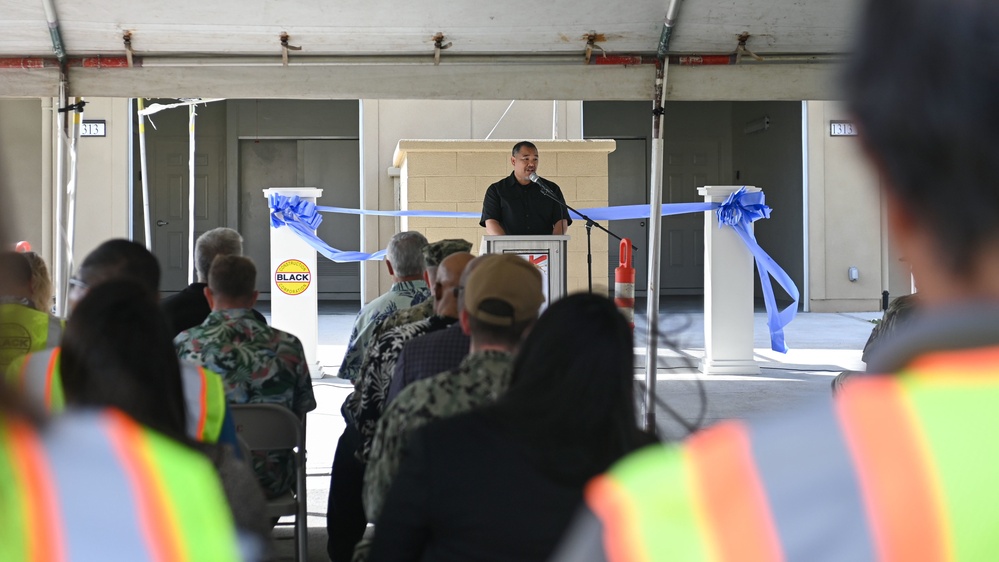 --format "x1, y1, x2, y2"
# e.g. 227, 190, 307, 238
464, 254, 544, 326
